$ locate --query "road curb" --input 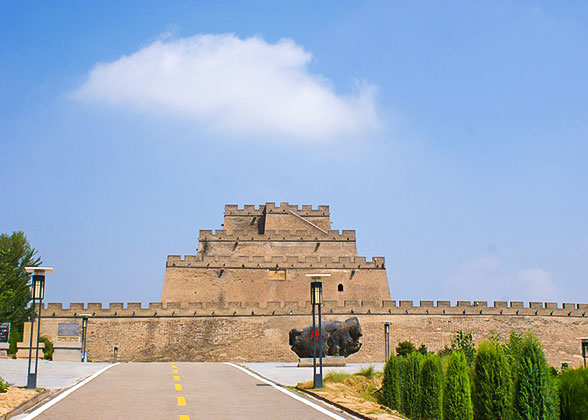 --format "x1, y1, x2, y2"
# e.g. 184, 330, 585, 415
294, 387, 373, 420
2, 389, 53, 420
